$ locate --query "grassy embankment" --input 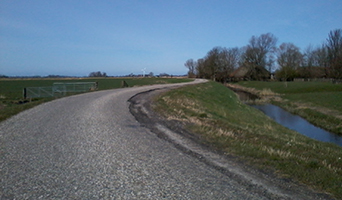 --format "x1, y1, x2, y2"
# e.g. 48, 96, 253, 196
155, 81, 342, 199
235, 81, 342, 135
0, 77, 190, 122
